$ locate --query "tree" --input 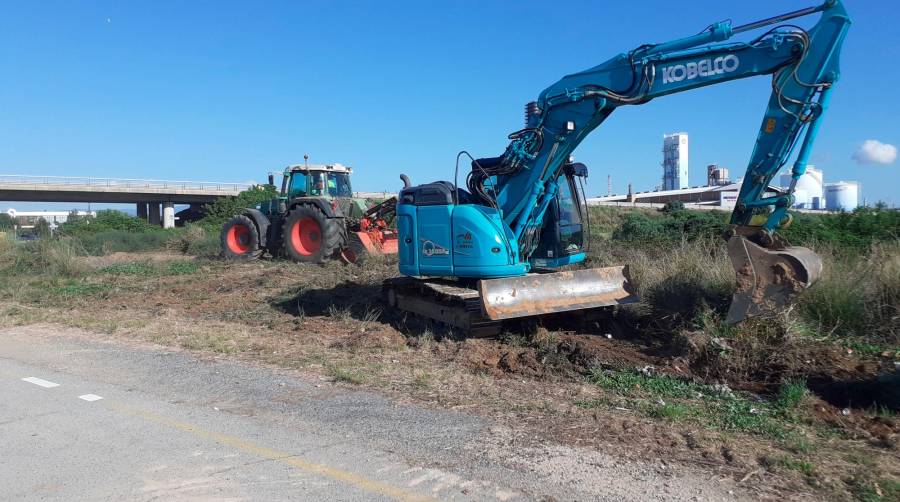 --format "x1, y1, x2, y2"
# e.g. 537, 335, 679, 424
200, 185, 279, 227
66, 210, 83, 225
0, 213, 14, 231
33, 217, 51, 238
